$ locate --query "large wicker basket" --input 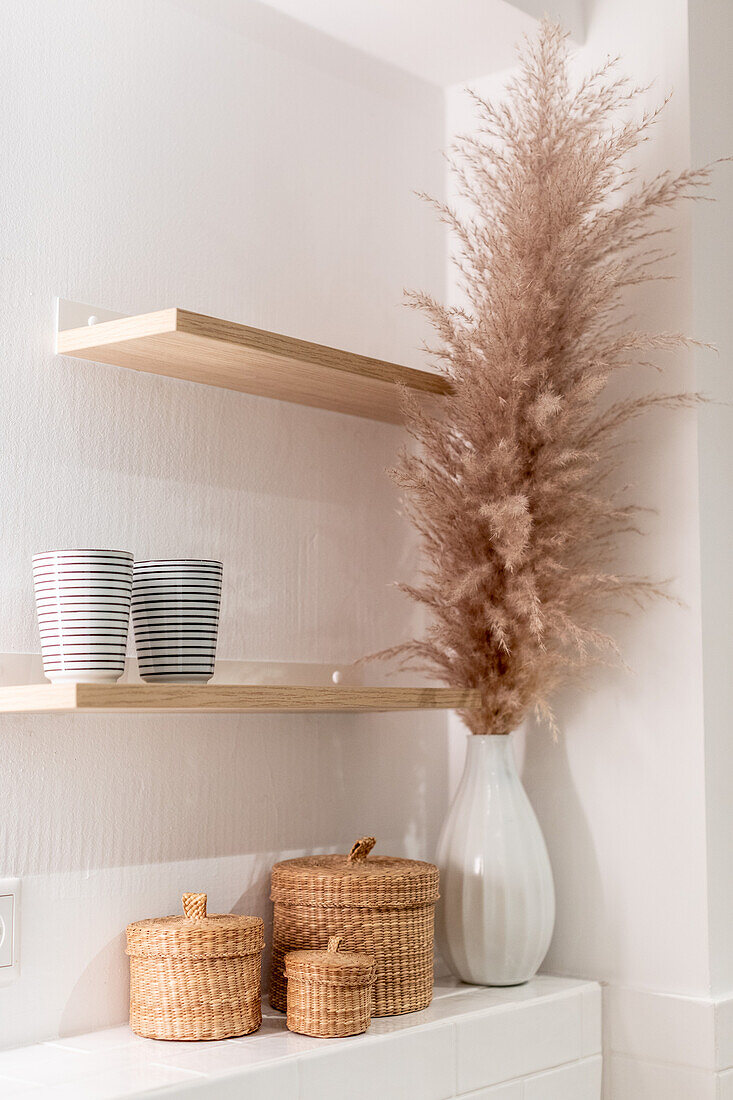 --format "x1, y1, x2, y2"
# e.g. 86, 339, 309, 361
270, 836, 439, 1017
126, 892, 264, 1040
285, 934, 376, 1037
